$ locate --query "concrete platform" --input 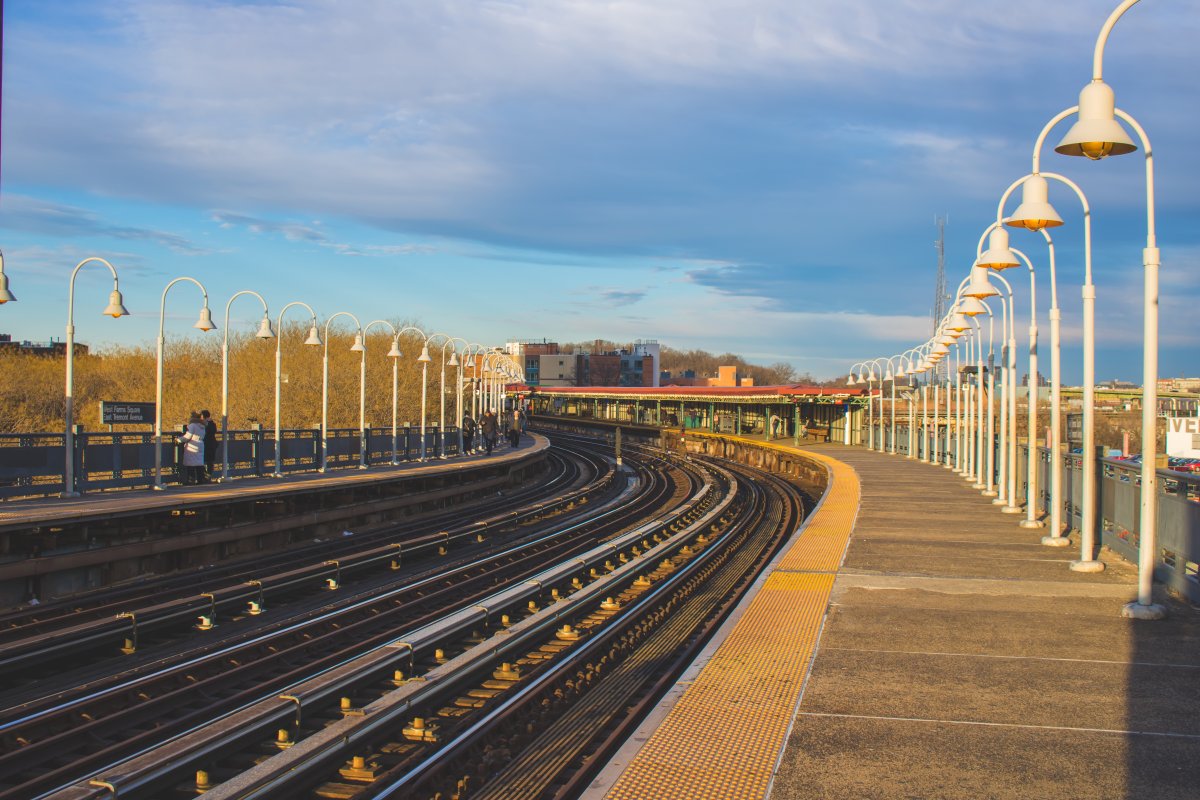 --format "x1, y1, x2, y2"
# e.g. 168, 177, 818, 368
773, 444, 1200, 800
587, 437, 1200, 800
